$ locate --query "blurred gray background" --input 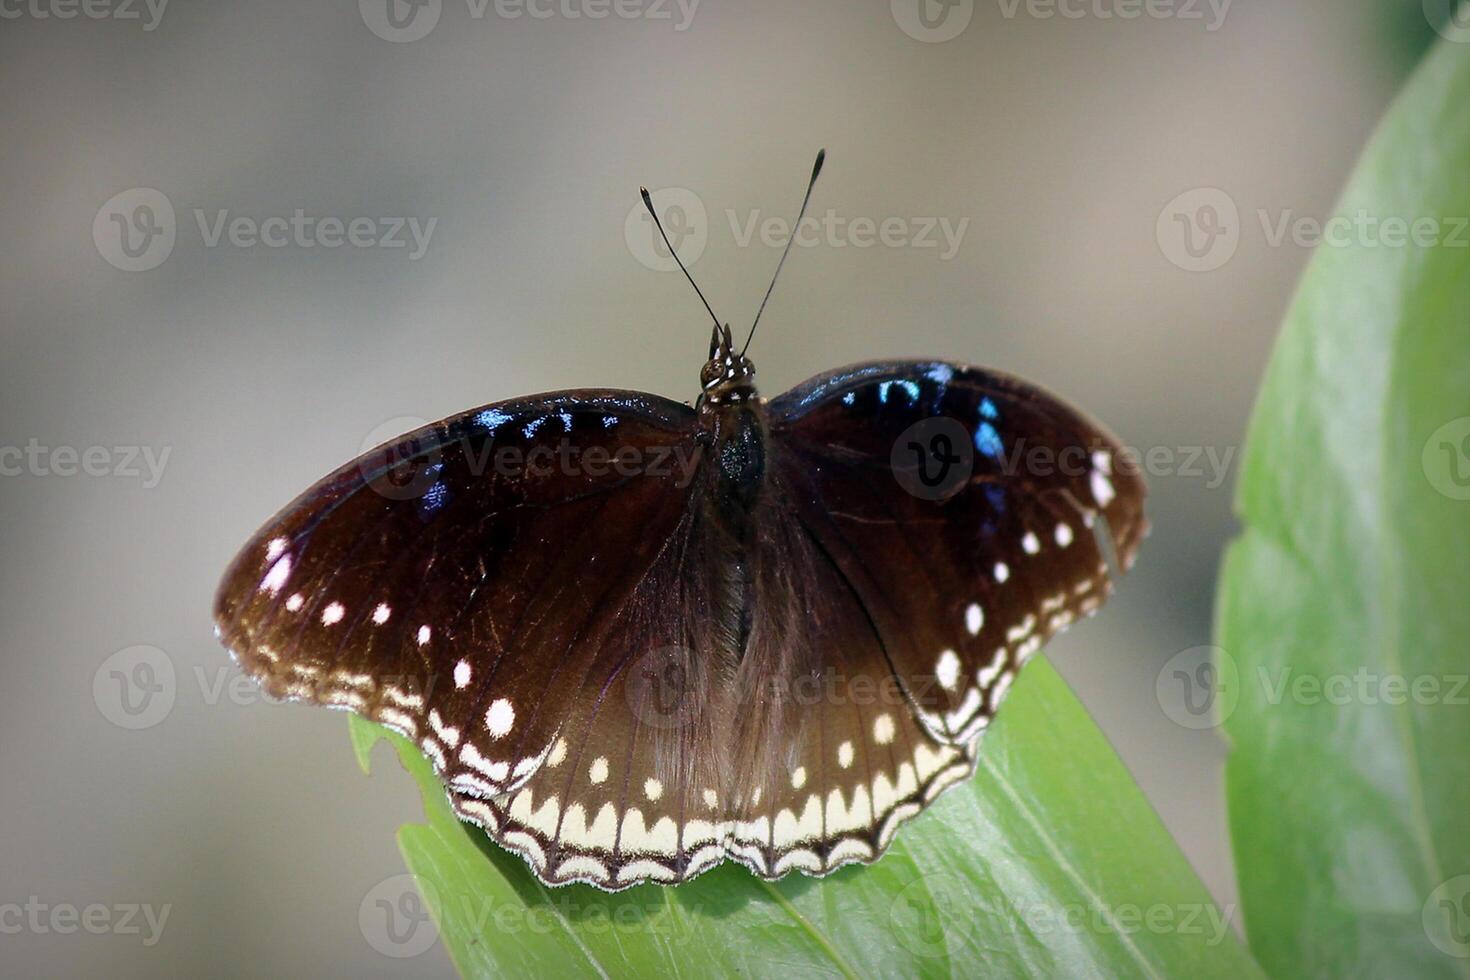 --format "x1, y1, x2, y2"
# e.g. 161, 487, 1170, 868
0, 0, 1444, 975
